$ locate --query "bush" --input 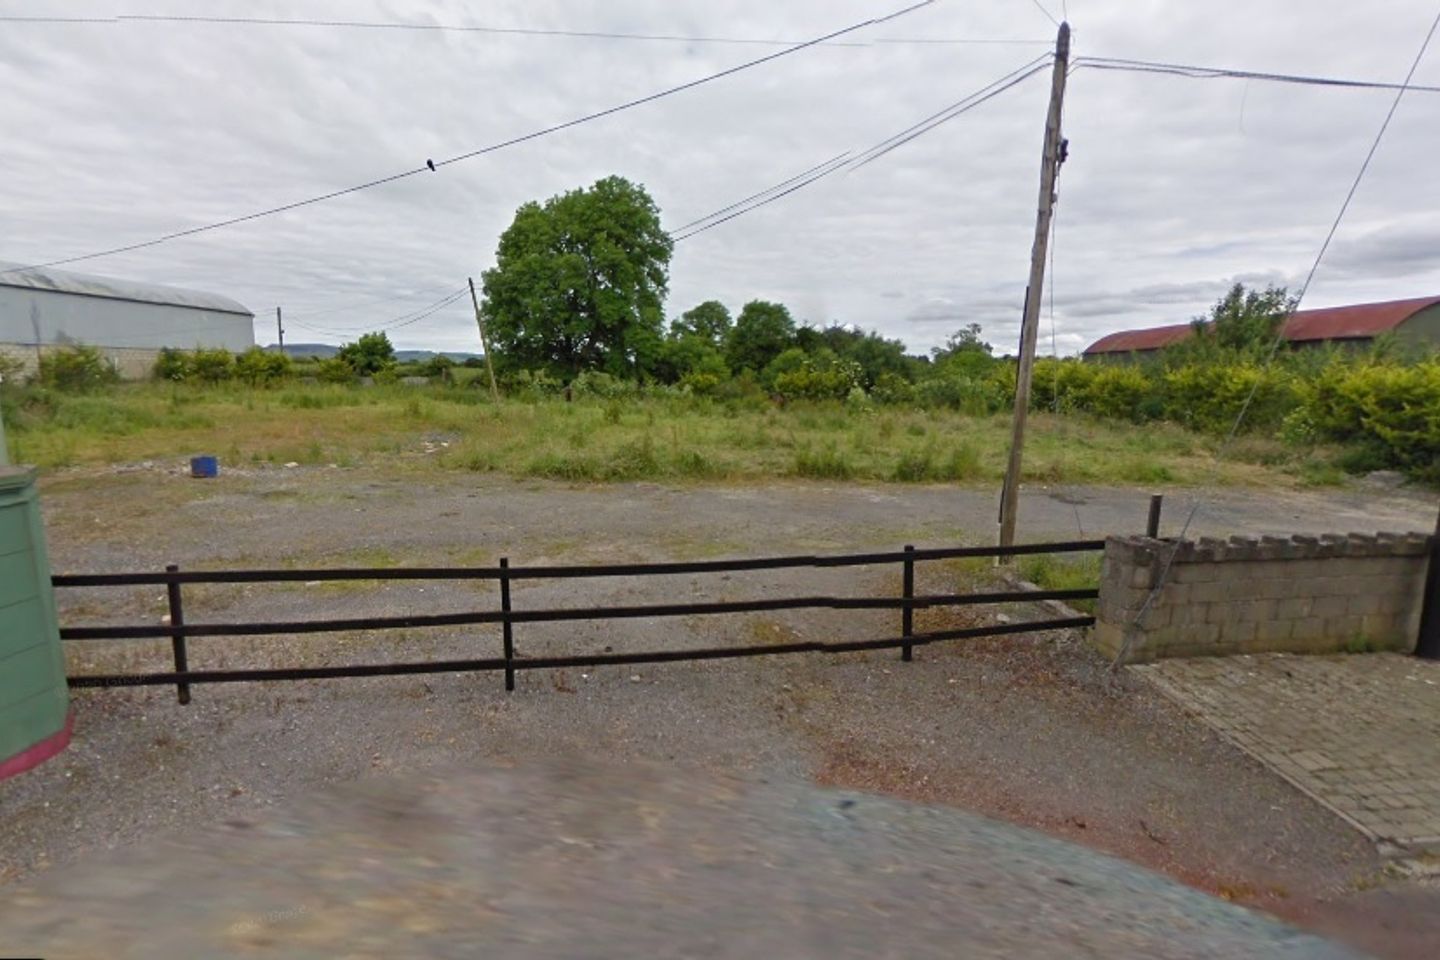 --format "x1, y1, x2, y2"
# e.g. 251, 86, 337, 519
38, 345, 118, 391
187, 348, 236, 383
1162, 362, 1294, 434
315, 357, 356, 384
1301, 360, 1440, 478
153, 347, 189, 382
234, 347, 292, 385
